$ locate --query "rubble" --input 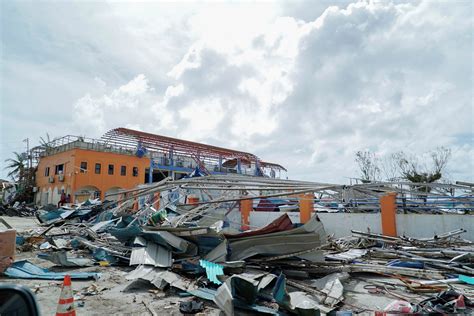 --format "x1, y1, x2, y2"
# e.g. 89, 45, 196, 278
1, 176, 473, 315
0, 202, 36, 217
